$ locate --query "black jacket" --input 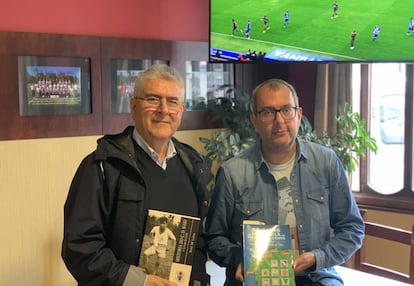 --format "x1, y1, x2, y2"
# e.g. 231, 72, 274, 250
62, 126, 213, 285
